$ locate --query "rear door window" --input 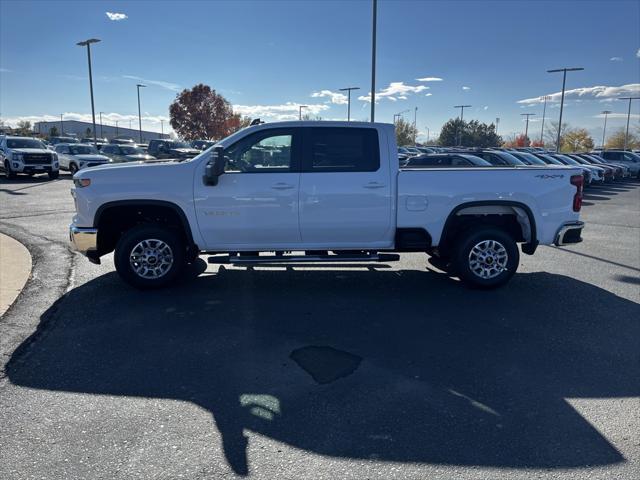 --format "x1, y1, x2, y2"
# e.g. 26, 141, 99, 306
303, 127, 380, 172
